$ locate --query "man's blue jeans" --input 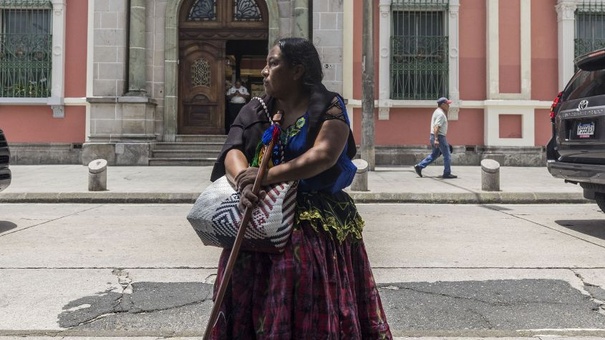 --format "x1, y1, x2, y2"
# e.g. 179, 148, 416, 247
417, 134, 452, 176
